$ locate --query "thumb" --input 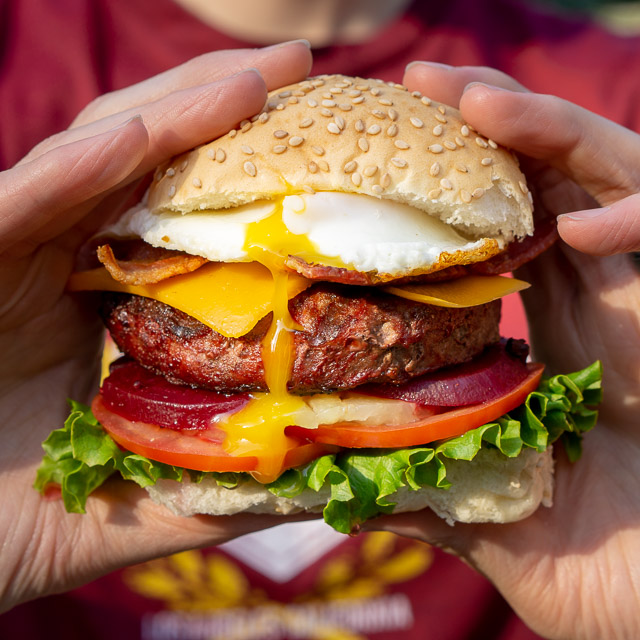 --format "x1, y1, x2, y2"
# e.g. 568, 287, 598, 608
557, 194, 640, 256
